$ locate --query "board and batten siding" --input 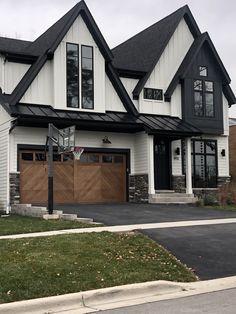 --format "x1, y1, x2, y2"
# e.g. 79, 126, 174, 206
20, 15, 106, 113
223, 94, 229, 136
0, 106, 11, 210
139, 18, 194, 115
105, 75, 126, 112
1, 60, 30, 95
172, 140, 182, 176
120, 77, 139, 111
